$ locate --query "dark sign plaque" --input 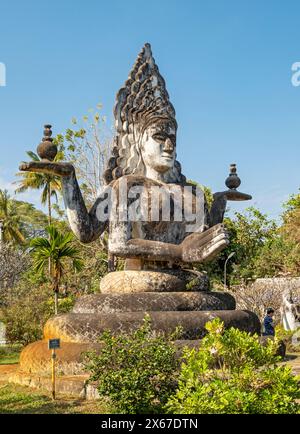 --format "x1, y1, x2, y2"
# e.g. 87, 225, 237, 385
48, 339, 60, 350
